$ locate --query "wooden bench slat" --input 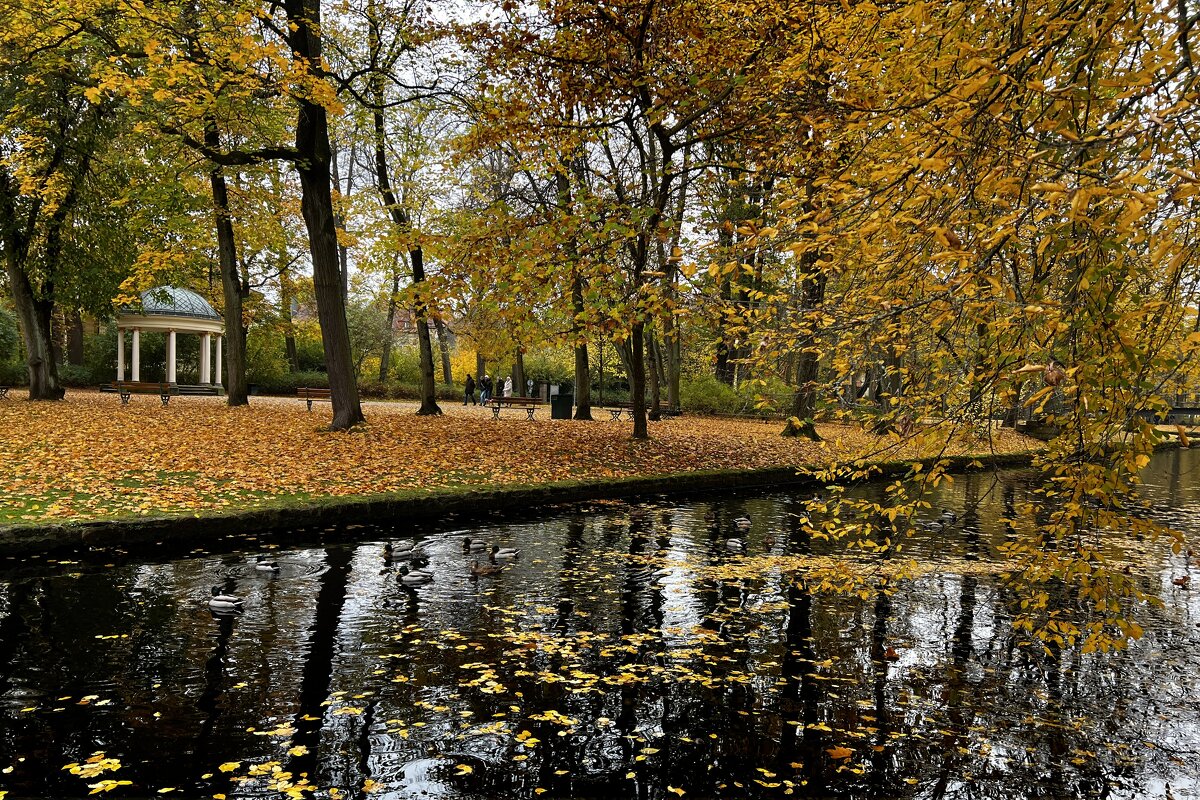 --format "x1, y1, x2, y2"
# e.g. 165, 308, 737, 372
487, 396, 544, 420
297, 387, 333, 411
113, 381, 179, 406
